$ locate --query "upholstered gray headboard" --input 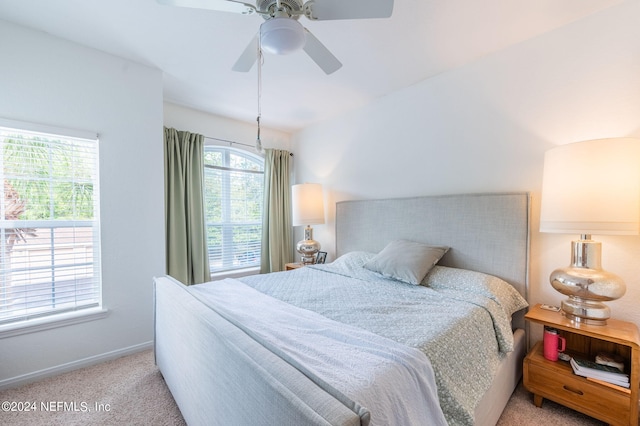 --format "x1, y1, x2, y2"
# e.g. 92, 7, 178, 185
335, 192, 530, 328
